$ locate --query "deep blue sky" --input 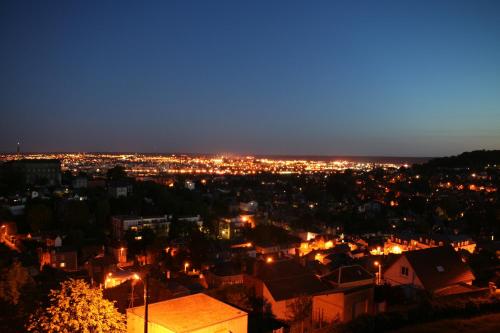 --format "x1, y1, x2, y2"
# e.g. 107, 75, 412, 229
1, 0, 499, 156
